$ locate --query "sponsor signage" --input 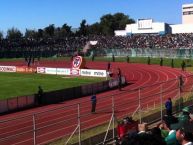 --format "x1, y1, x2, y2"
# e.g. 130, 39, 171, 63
16, 66, 37, 73
72, 56, 86, 69
45, 68, 57, 75
0, 66, 16, 72
80, 69, 107, 77
70, 69, 80, 76
37, 67, 46, 74
56, 68, 71, 75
